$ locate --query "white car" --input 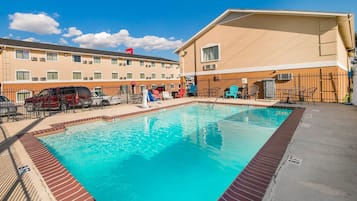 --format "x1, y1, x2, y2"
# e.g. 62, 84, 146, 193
91, 92, 121, 106
0, 95, 17, 116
